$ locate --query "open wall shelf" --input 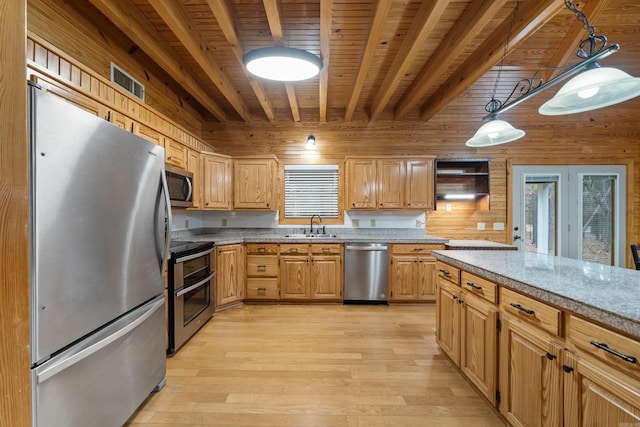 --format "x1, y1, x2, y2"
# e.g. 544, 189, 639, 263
435, 158, 490, 210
